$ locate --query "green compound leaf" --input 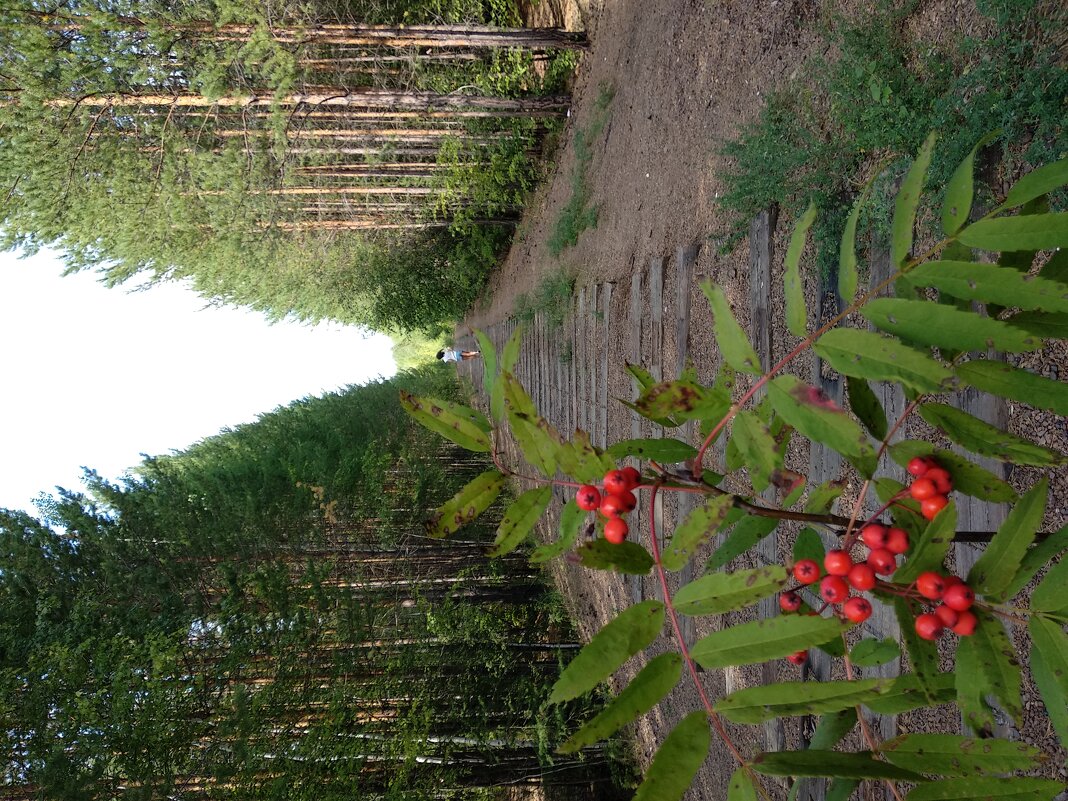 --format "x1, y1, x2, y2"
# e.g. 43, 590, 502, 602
572, 539, 654, 575
875, 477, 924, 537
715, 678, 889, 724
785, 201, 816, 337
817, 327, 955, 394
1032, 557, 1068, 613
674, 565, 788, 616
727, 767, 760, 801
1006, 310, 1068, 339
473, 327, 498, 402
840, 170, 880, 303
662, 494, 735, 571
969, 609, 1023, 724
888, 441, 1018, 502
958, 211, 1068, 251
894, 501, 956, 583
862, 298, 1041, 353
850, 638, 900, 667
549, 600, 665, 704
955, 631, 997, 735
864, 673, 956, 715
804, 481, 844, 514
918, 402, 1066, 466
691, 614, 846, 669
881, 734, 1041, 777
705, 512, 777, 572
1029, 616, 1068, 749
607, 437, 697, 463
753, 749, 922, 781
493, 324, 524, 422
702, 280, 763, 374
510, 412, 560, 476
1001, 158, 1068, 210
633, 711, 710, 801
893, 131, 937, 268
428, 470, 506, 538
956, 360, 1068, 416
942, 130, 1000, 235
637, 378, 731, 424
399, 391, 492, 452
905, 777, 1066, 800
529, 499, 584, 564
489, 485, 552, 557
809, 708, 858, 753
1003, 522, 1068, 598
731, 410, 783, 489
894, 596, 943, 705
557, 430, 615, 484
967, 478, 1047, 599
768, 374, 877, 475
846, 375, 889, 441
793, 526, 827, 564
558, 653, 683, 754
910, 260, 1068, 313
